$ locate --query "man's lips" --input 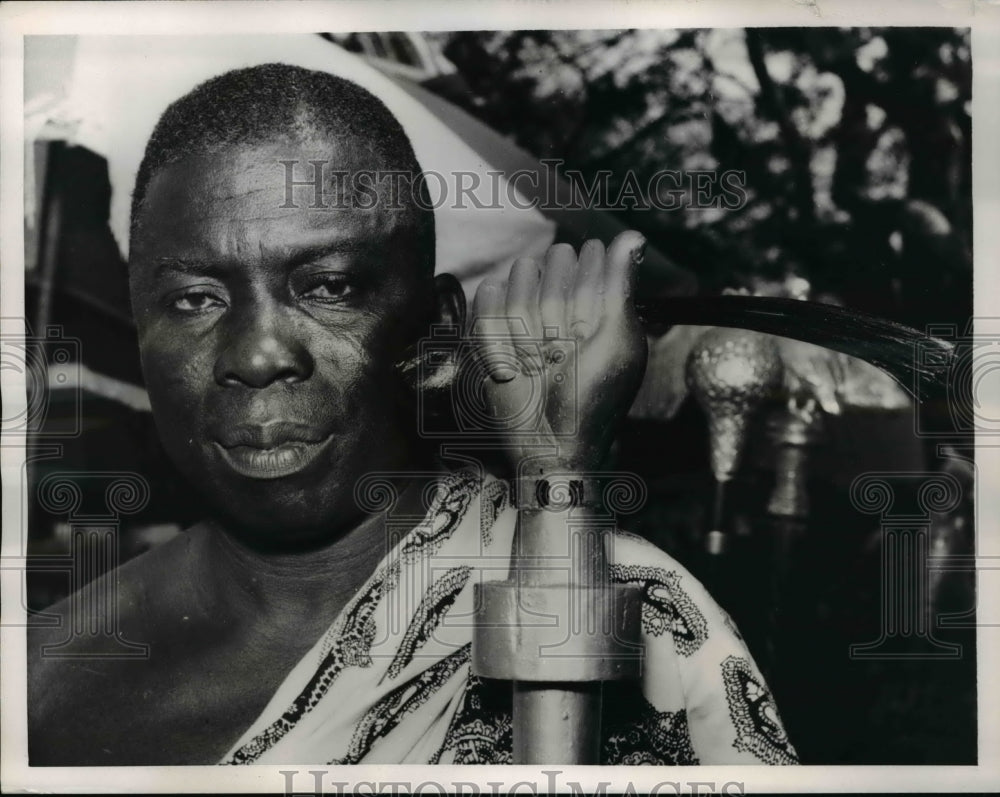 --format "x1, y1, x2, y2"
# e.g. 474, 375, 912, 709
213, 422, 333, 480
216, 421, 330, 449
